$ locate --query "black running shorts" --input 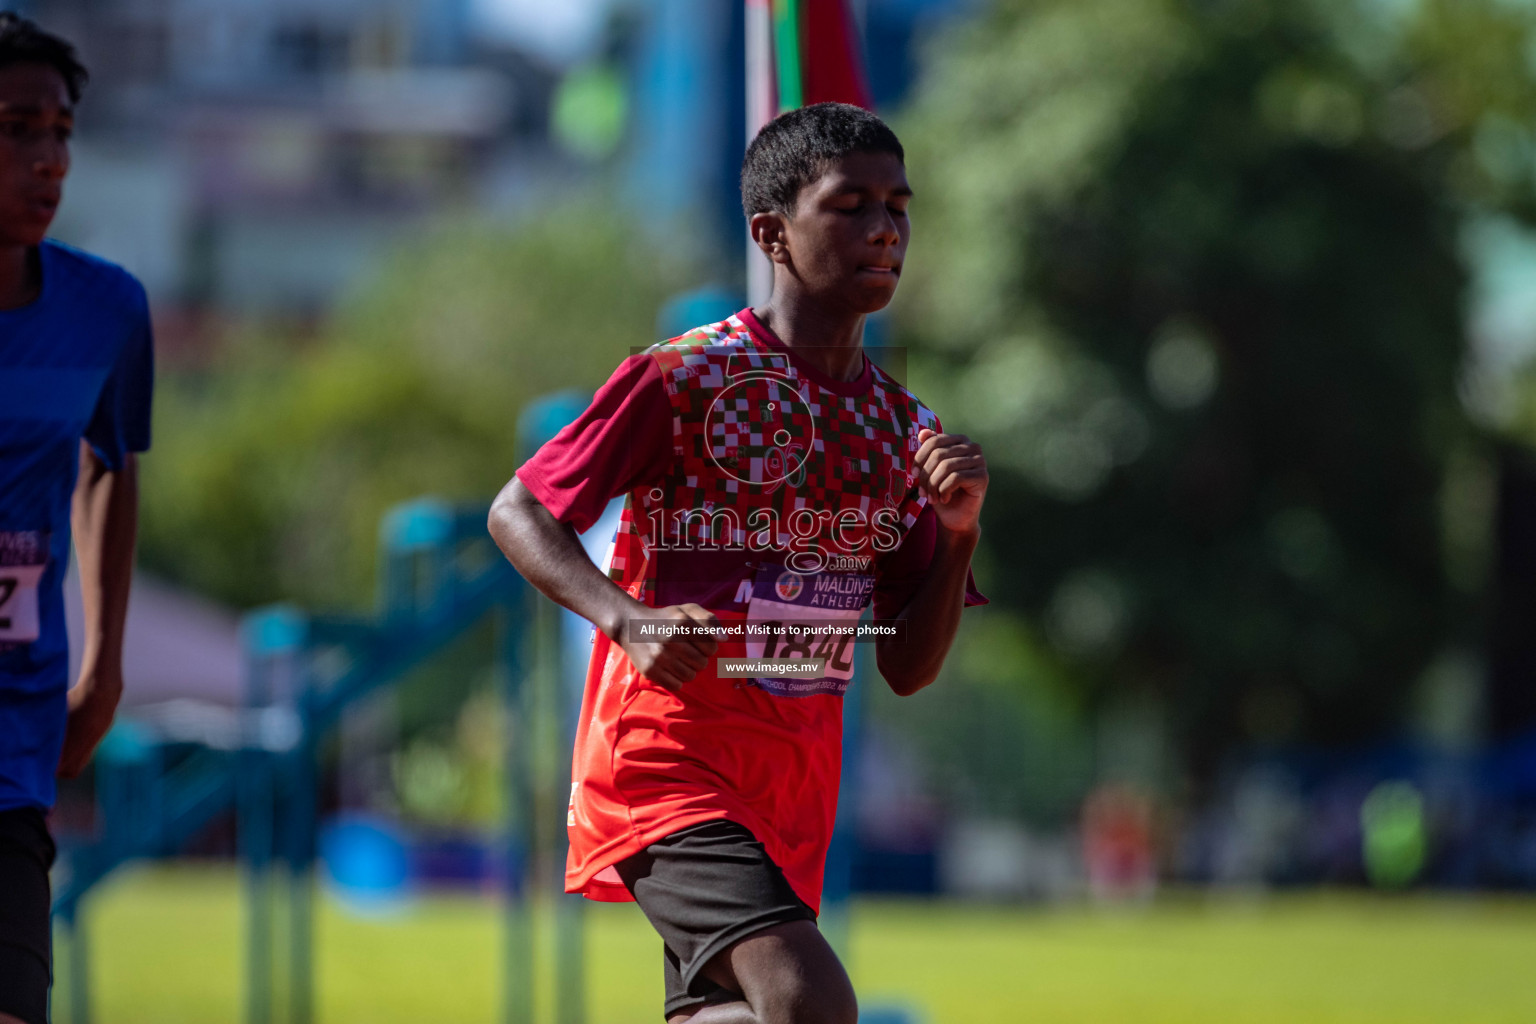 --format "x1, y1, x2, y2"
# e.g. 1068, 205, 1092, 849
0, 806, 55, 1024
613, 819, 818, 1019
